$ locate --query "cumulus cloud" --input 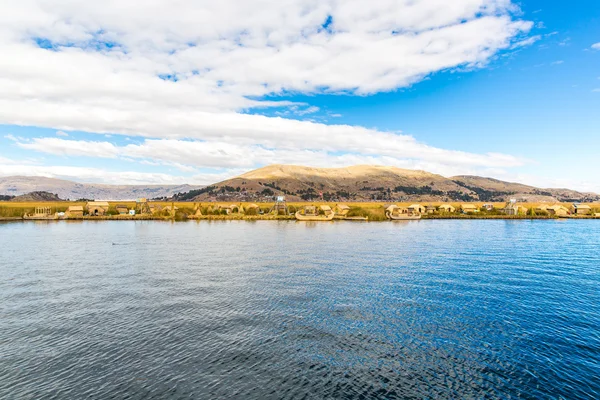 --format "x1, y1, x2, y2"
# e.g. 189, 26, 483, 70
0, 0, 535, 181
592, 43, 600, 50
